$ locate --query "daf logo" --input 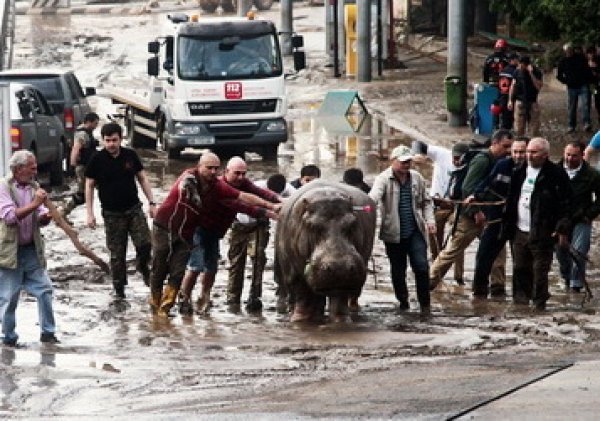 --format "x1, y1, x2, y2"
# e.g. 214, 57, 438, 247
190, 103, 212, 110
